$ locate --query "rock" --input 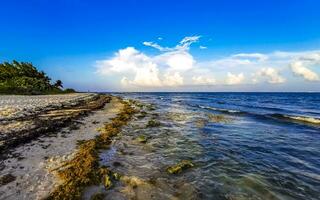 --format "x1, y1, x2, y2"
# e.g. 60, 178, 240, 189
0, 174, 16, 186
